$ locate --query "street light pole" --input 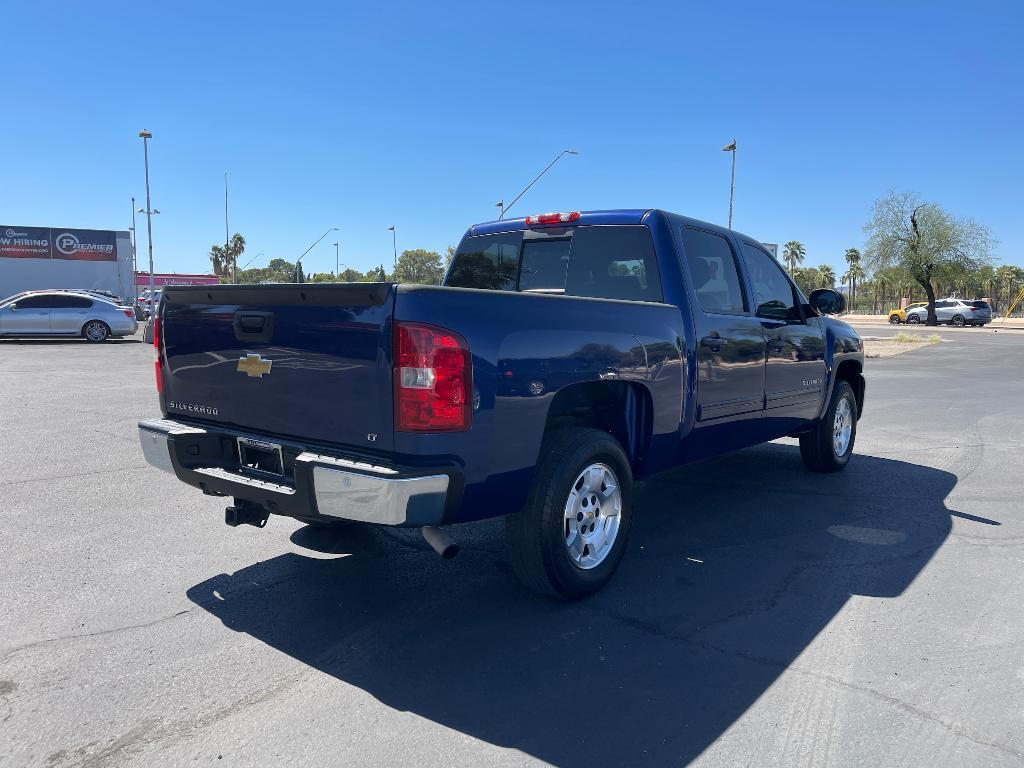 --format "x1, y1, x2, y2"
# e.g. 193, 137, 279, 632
224, 172, 233, 283
334, 241, 340, 278
723, 139, 736, 229
130, 197, 138, 300
500, 149, 578, 220
294, 227, 338, 282
138, 130, 156, 313
387, 225, 397, 273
